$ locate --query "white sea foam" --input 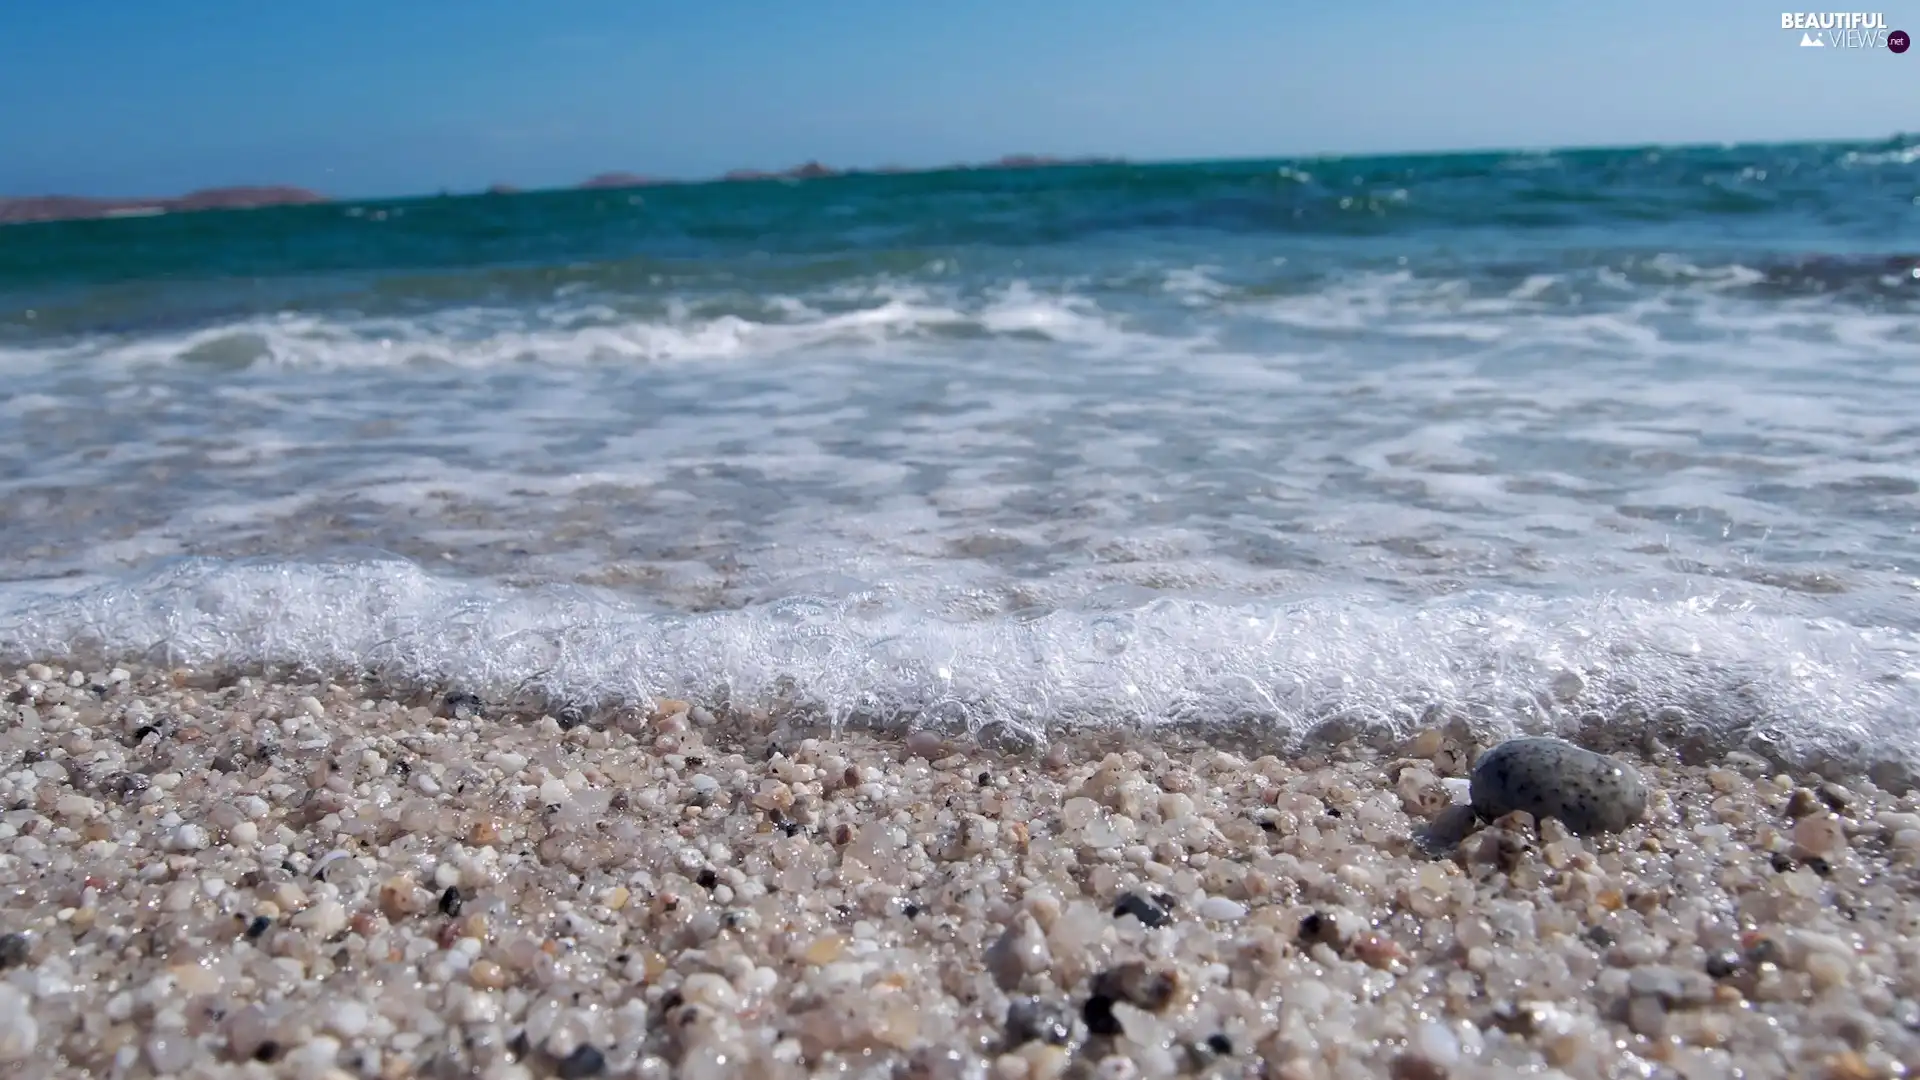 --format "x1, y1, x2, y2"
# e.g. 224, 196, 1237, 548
0, 557, 1914, 781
